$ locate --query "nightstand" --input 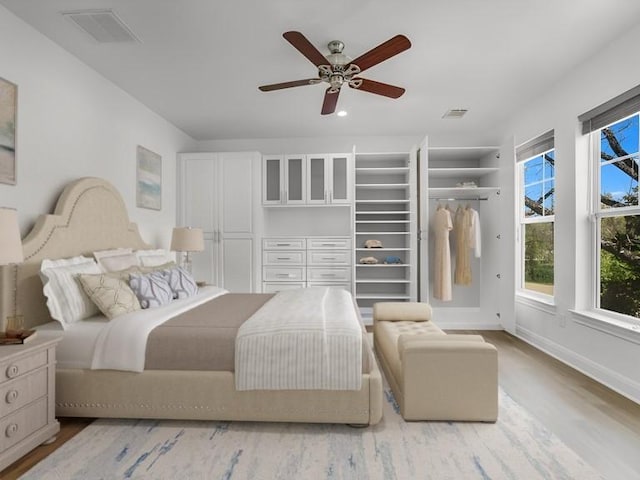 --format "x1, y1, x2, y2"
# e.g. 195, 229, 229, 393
0, 337, 60, 471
